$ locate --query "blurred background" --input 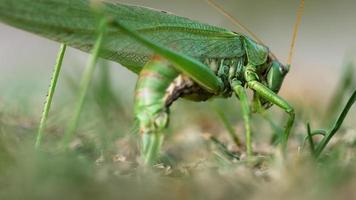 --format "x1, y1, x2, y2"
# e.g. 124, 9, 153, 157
0, 1, 355, 199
